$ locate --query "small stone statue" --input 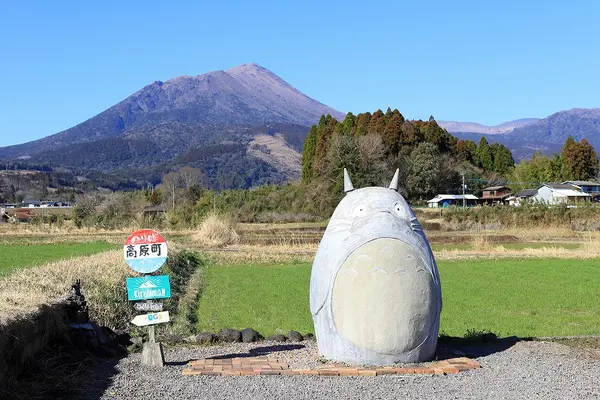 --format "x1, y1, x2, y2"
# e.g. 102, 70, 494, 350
309, 169, 442, 365
66, 279, 89, 324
